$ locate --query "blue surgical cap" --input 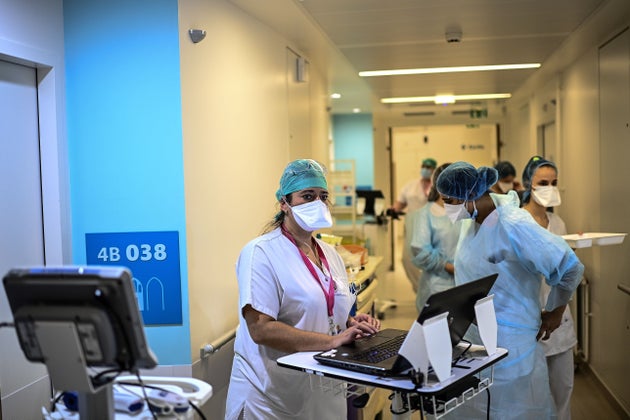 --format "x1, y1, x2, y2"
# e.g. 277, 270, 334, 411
275, 159, 328, 201
494, 161, 516, 179
521, 156, 558, 203
436, 161, 498, 201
